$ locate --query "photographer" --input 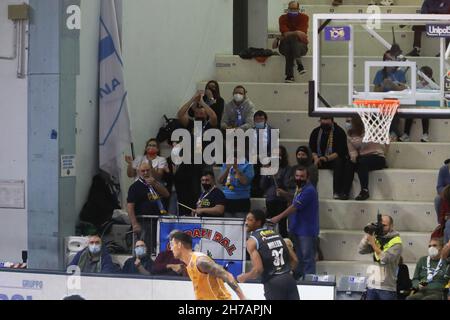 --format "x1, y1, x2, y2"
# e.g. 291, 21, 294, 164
358, 215, 402, 300
407, 238, 448, 300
